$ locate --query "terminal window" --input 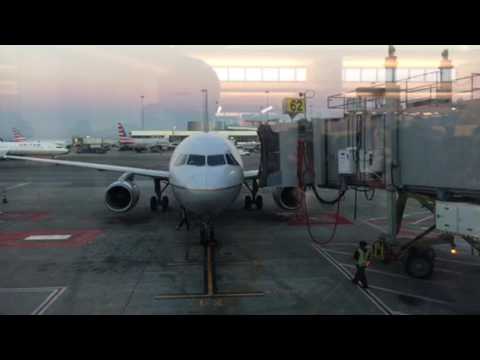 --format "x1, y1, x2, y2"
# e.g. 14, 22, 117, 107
214, 67, 307, 82
343, 68, 456, 83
